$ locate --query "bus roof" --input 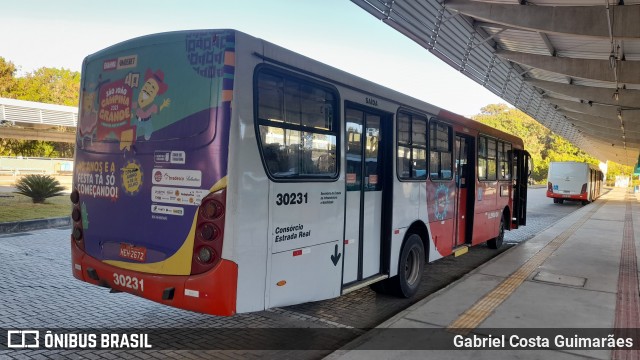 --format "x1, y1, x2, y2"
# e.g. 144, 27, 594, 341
85, 28, 525, 149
